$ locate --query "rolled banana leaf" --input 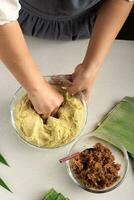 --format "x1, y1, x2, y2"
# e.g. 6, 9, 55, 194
94, 96, 134, 155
